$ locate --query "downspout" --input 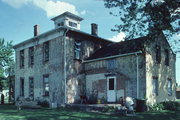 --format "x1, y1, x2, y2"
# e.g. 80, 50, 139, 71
63, 28, 69, 104
136, 53, 139, 99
